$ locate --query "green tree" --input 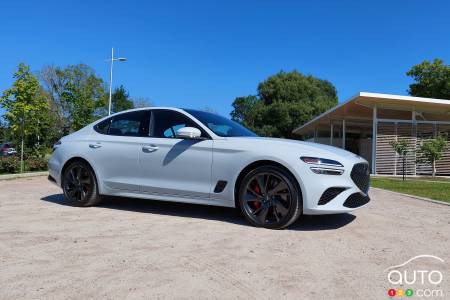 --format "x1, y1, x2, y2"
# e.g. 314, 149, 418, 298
111, 85, 134, 113
0, 63, 51, 163
41, 65, 70, 138
390, 139, 409, 180
61, 64, 107, 131
417, 135, 448, 177
231, 70, 337, 138
132, 97, 153, 108
41, 64, 107, 133
230, 95, 258, 125
407, 59, 450, 99
0, 119, 7, 142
